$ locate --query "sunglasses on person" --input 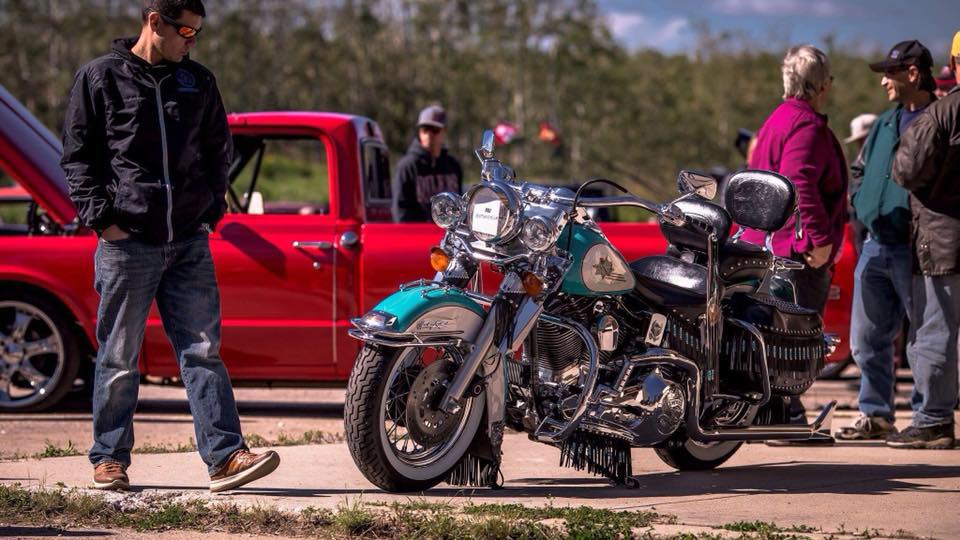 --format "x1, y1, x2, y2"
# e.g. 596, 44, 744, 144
157, 12, 202, 39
